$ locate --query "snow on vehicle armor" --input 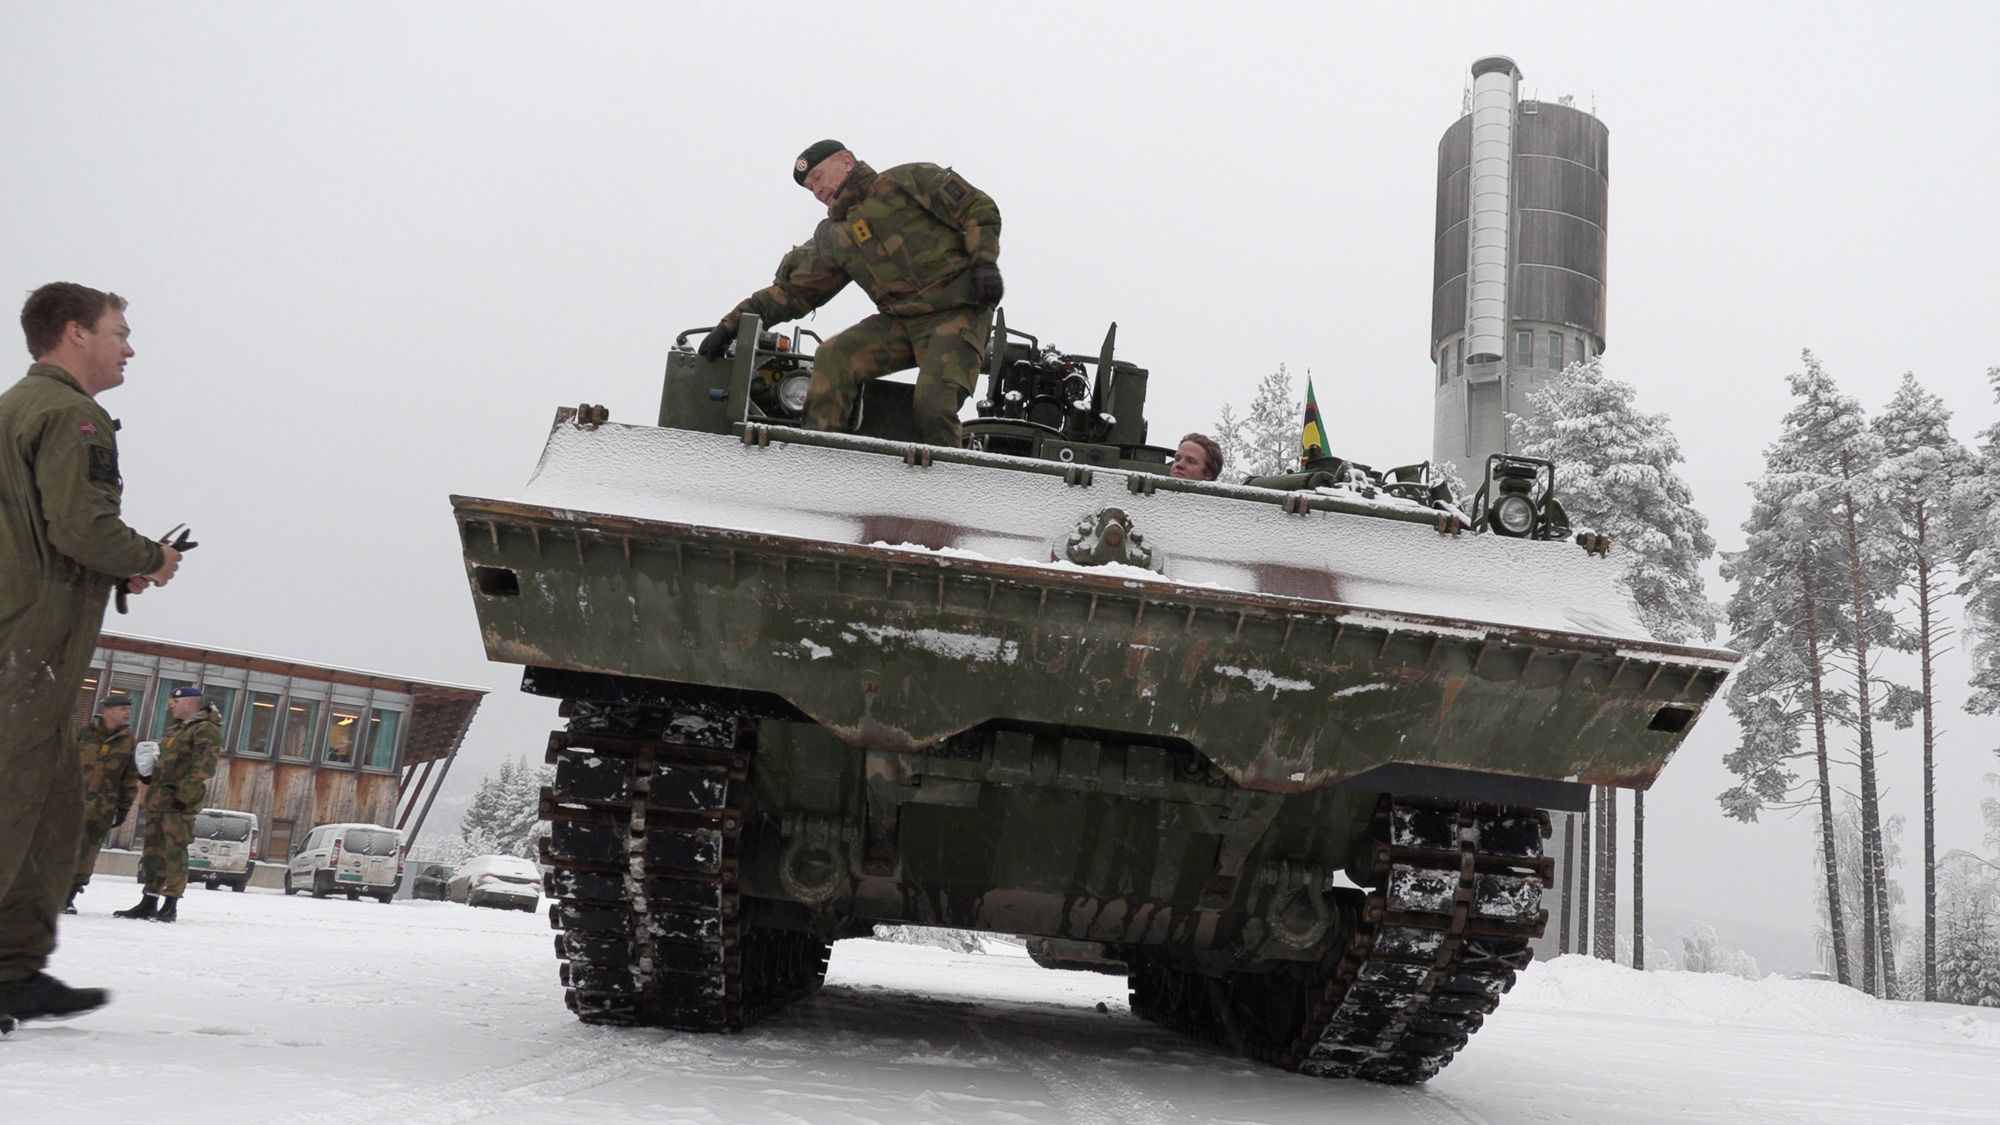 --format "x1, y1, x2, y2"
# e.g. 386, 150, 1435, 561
450, 313, 1737, 1083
